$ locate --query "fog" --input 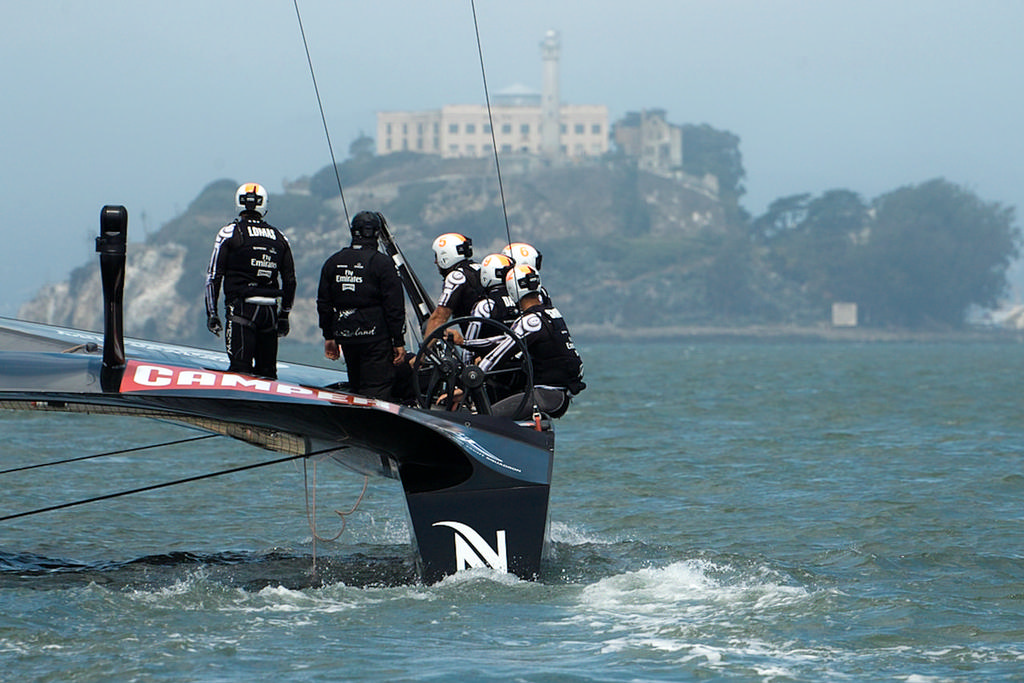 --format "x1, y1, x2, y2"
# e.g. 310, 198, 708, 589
2, 0, 1022, 315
